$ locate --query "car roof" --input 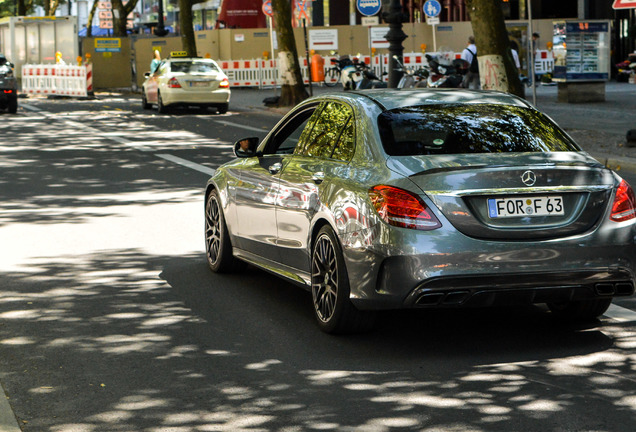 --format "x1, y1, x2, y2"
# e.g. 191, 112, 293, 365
339, 88, 534, 111
167, 57, 216, 62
